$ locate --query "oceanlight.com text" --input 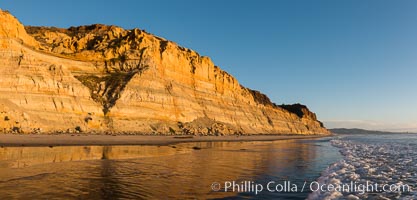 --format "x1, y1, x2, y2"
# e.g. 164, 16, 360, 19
210, 180, 412, 195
